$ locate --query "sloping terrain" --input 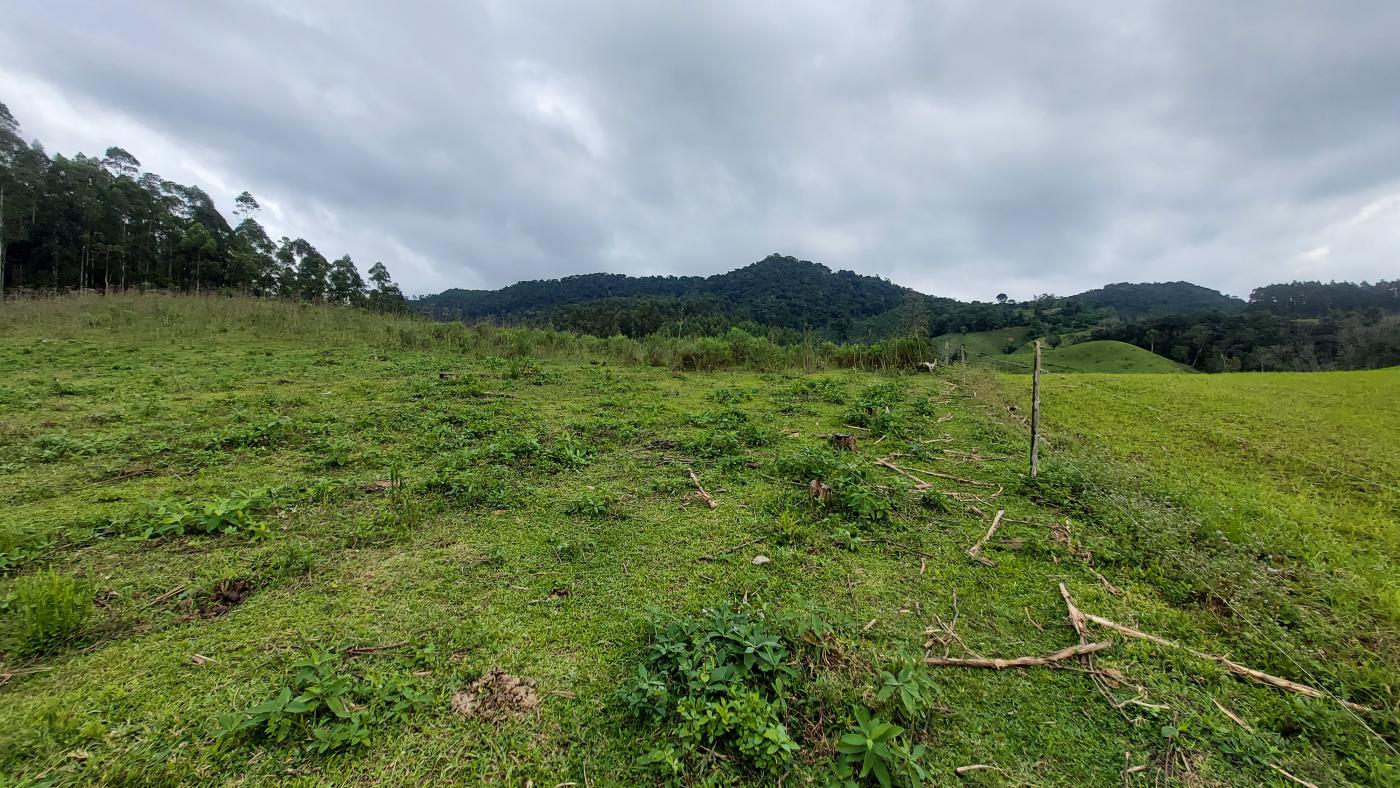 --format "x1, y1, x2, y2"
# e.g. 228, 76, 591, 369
0, 297, 1395, 785
932, 326, 1035, 358
1022, 340, 1195, 374
1067, 282, 1245, 319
